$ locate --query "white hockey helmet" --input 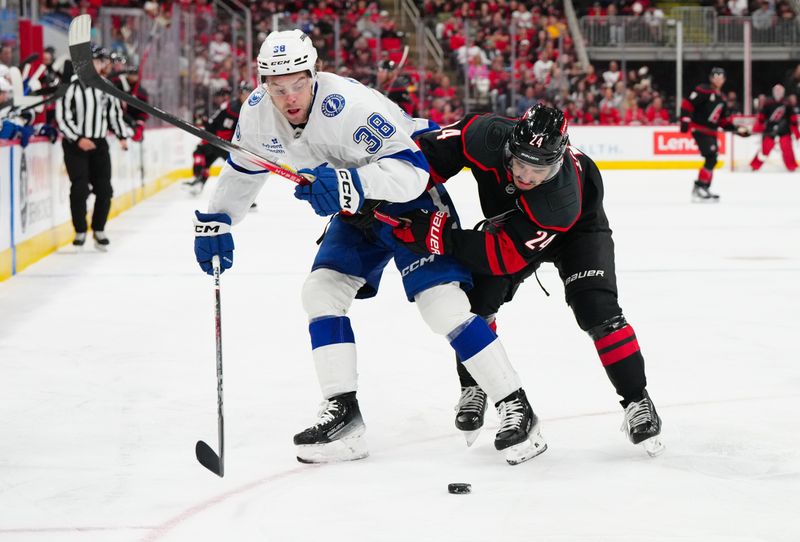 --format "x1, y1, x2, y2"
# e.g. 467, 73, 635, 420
257, 29, 318, 79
